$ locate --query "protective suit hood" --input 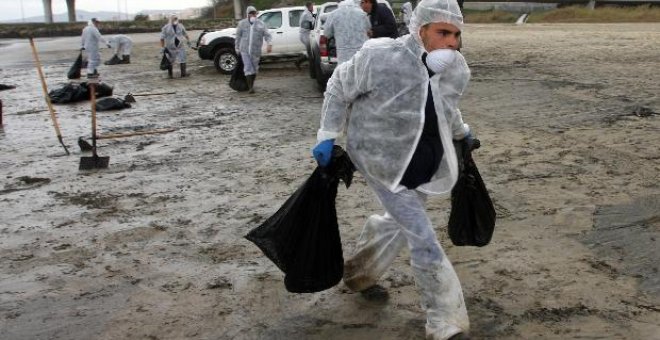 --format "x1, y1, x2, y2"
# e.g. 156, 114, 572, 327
409, 0, 463, 48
